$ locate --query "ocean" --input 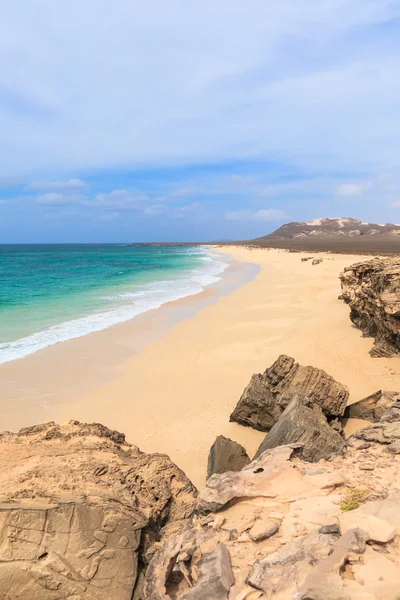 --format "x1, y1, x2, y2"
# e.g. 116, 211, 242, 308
0, 244, 227, 364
